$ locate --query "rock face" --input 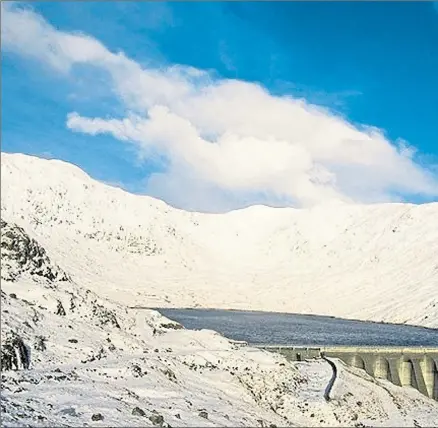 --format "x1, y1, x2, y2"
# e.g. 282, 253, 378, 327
1, 219, 69, 283
0, 332, 30, 371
